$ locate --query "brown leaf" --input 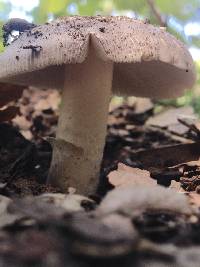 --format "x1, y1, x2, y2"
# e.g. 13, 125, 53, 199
169, 181, 185, 192
108, 163, 156, 187
133, 142, 200, 169
0, 106, 20, 123
0, 83, 25, 108
146, 106, 196, 128
188, 193, 200, 208
132, 97, 153, 114
12, 115, 32, 130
